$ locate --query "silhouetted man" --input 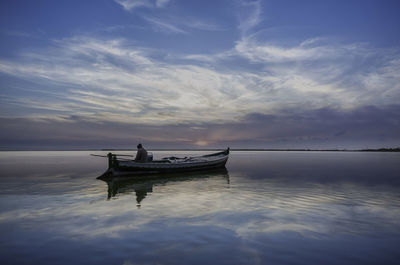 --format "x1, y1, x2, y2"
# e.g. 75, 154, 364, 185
135, 143, 148, 162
